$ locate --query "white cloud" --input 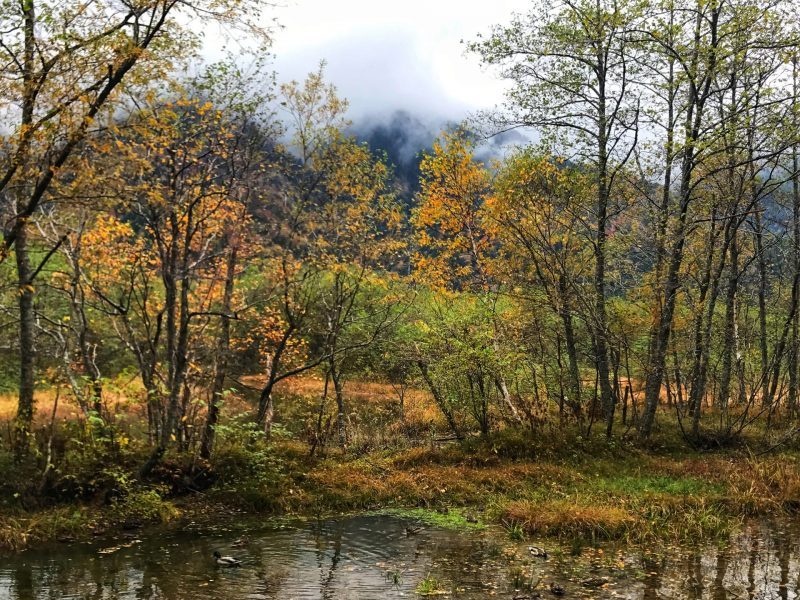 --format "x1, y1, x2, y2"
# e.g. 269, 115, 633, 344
265, 0, 528, 121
